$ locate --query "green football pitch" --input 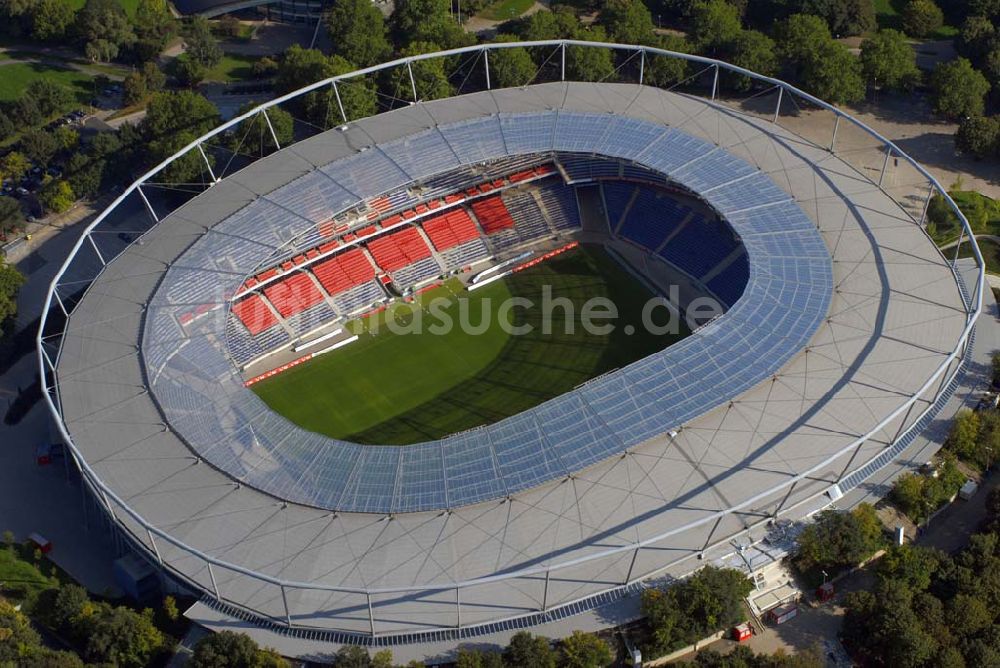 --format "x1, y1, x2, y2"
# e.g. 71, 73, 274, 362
251, 244, 690, 444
